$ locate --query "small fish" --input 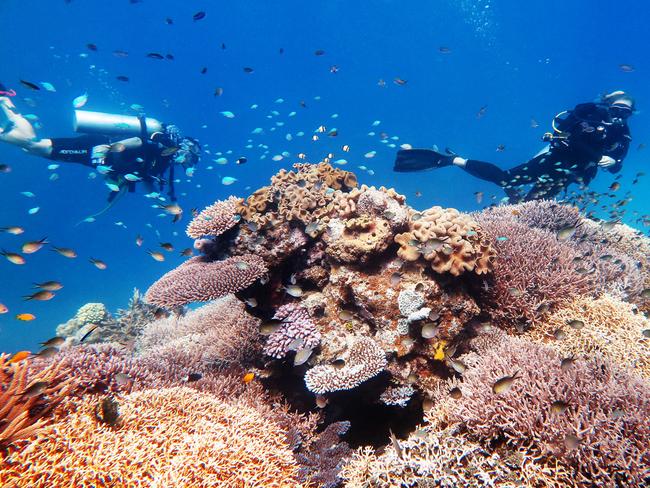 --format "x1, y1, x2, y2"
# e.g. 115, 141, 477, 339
180, 247, 193, 257
294, 347, 313, 366
421, 323, 438, 339
159, 203, 183, 216
89, 258, 107, 270
40, 81, 56, 92
389, 429, 403, 459
285, 285, 303, 298
96, 165, 113, 175
96, 396, 120, 426
315, 395, 328, 408
554, 328, 567, 340
52, 246, 77, 258
492, 372, 520, 394
619, 63, 635, 72
185, 373, 202, 383
557, 225, 576, 241
449, 387, 462, 399
243, 67, 254, 73
193, 11, 206, 21
1, 250, 26, 265
567, 319, 584, 330
476, 105, 488, 119
564, 434, 582, 449
642, 329, 650, 338
19, 80, 40, 91
106, 182, 120, 192
22, 237, 48, 254
221, 176, 237, 185
314, 49, 325, 56
439, 46, 452, 53
18, 381, 49, 398
116, 75, 130, 82
40, 336, 65, 348
86, 43, 98, 51
244, 297, 258, 308
16, 313, 36, 321
124, 173, 141, 182
393, 78, 407, 86
0, 303, 7, 314
135, 235, 143, 247
0, 164, 12, 174
8, 351, 31, 364
551, 400, 570, 414
389, 272, 402, 286
36, 346, 59, 359
147, 250, 165, 262
113, 49, 129, 58
146, 52, 164, 60
23, 290, 55, 301
0, 226, 24, 235
446, 358, 467, 374
114, 373, 132, 386
338, 310, 354, 321
243, 372, 255, 383
28, 207, 40, 215
159, 242, 173, 252
530, 118, 539, 128
79, 324, 100, 343
72, 92, 88, 109
496, 144, 506, 152
474, 191, 484, 204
